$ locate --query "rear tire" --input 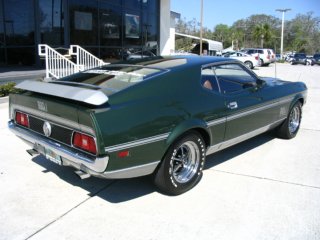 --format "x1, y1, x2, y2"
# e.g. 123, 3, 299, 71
244, 61, 253, 69
277, 102, 302, 139
260, 59, 264, 66
153, 131, 206, 195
